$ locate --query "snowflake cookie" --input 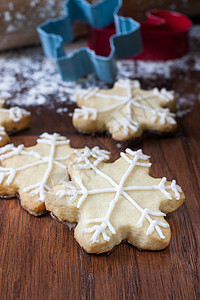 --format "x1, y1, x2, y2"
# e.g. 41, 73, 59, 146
0, 97, 30, 146
73, 79, 177, 141
0, 133, 83, 216
46, 147, 185, 254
